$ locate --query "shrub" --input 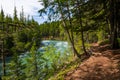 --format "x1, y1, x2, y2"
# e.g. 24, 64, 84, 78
99, 39, 110, 46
